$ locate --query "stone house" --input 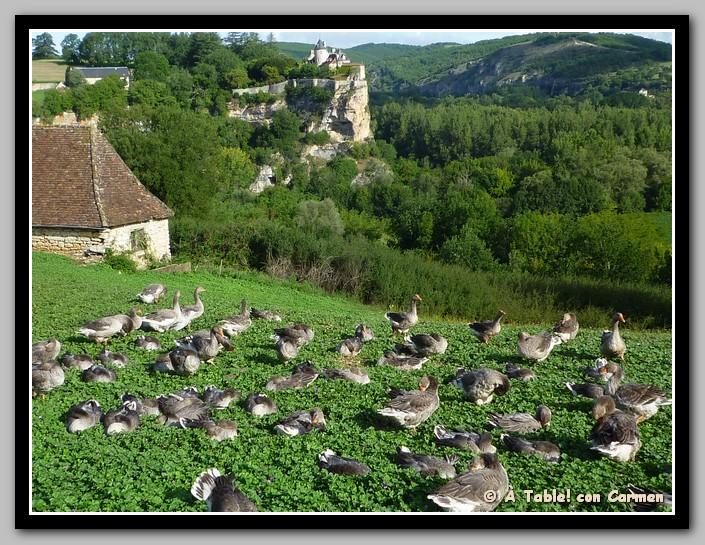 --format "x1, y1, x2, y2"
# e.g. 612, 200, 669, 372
72, 66, 131, 88
32, 125, 173, 264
